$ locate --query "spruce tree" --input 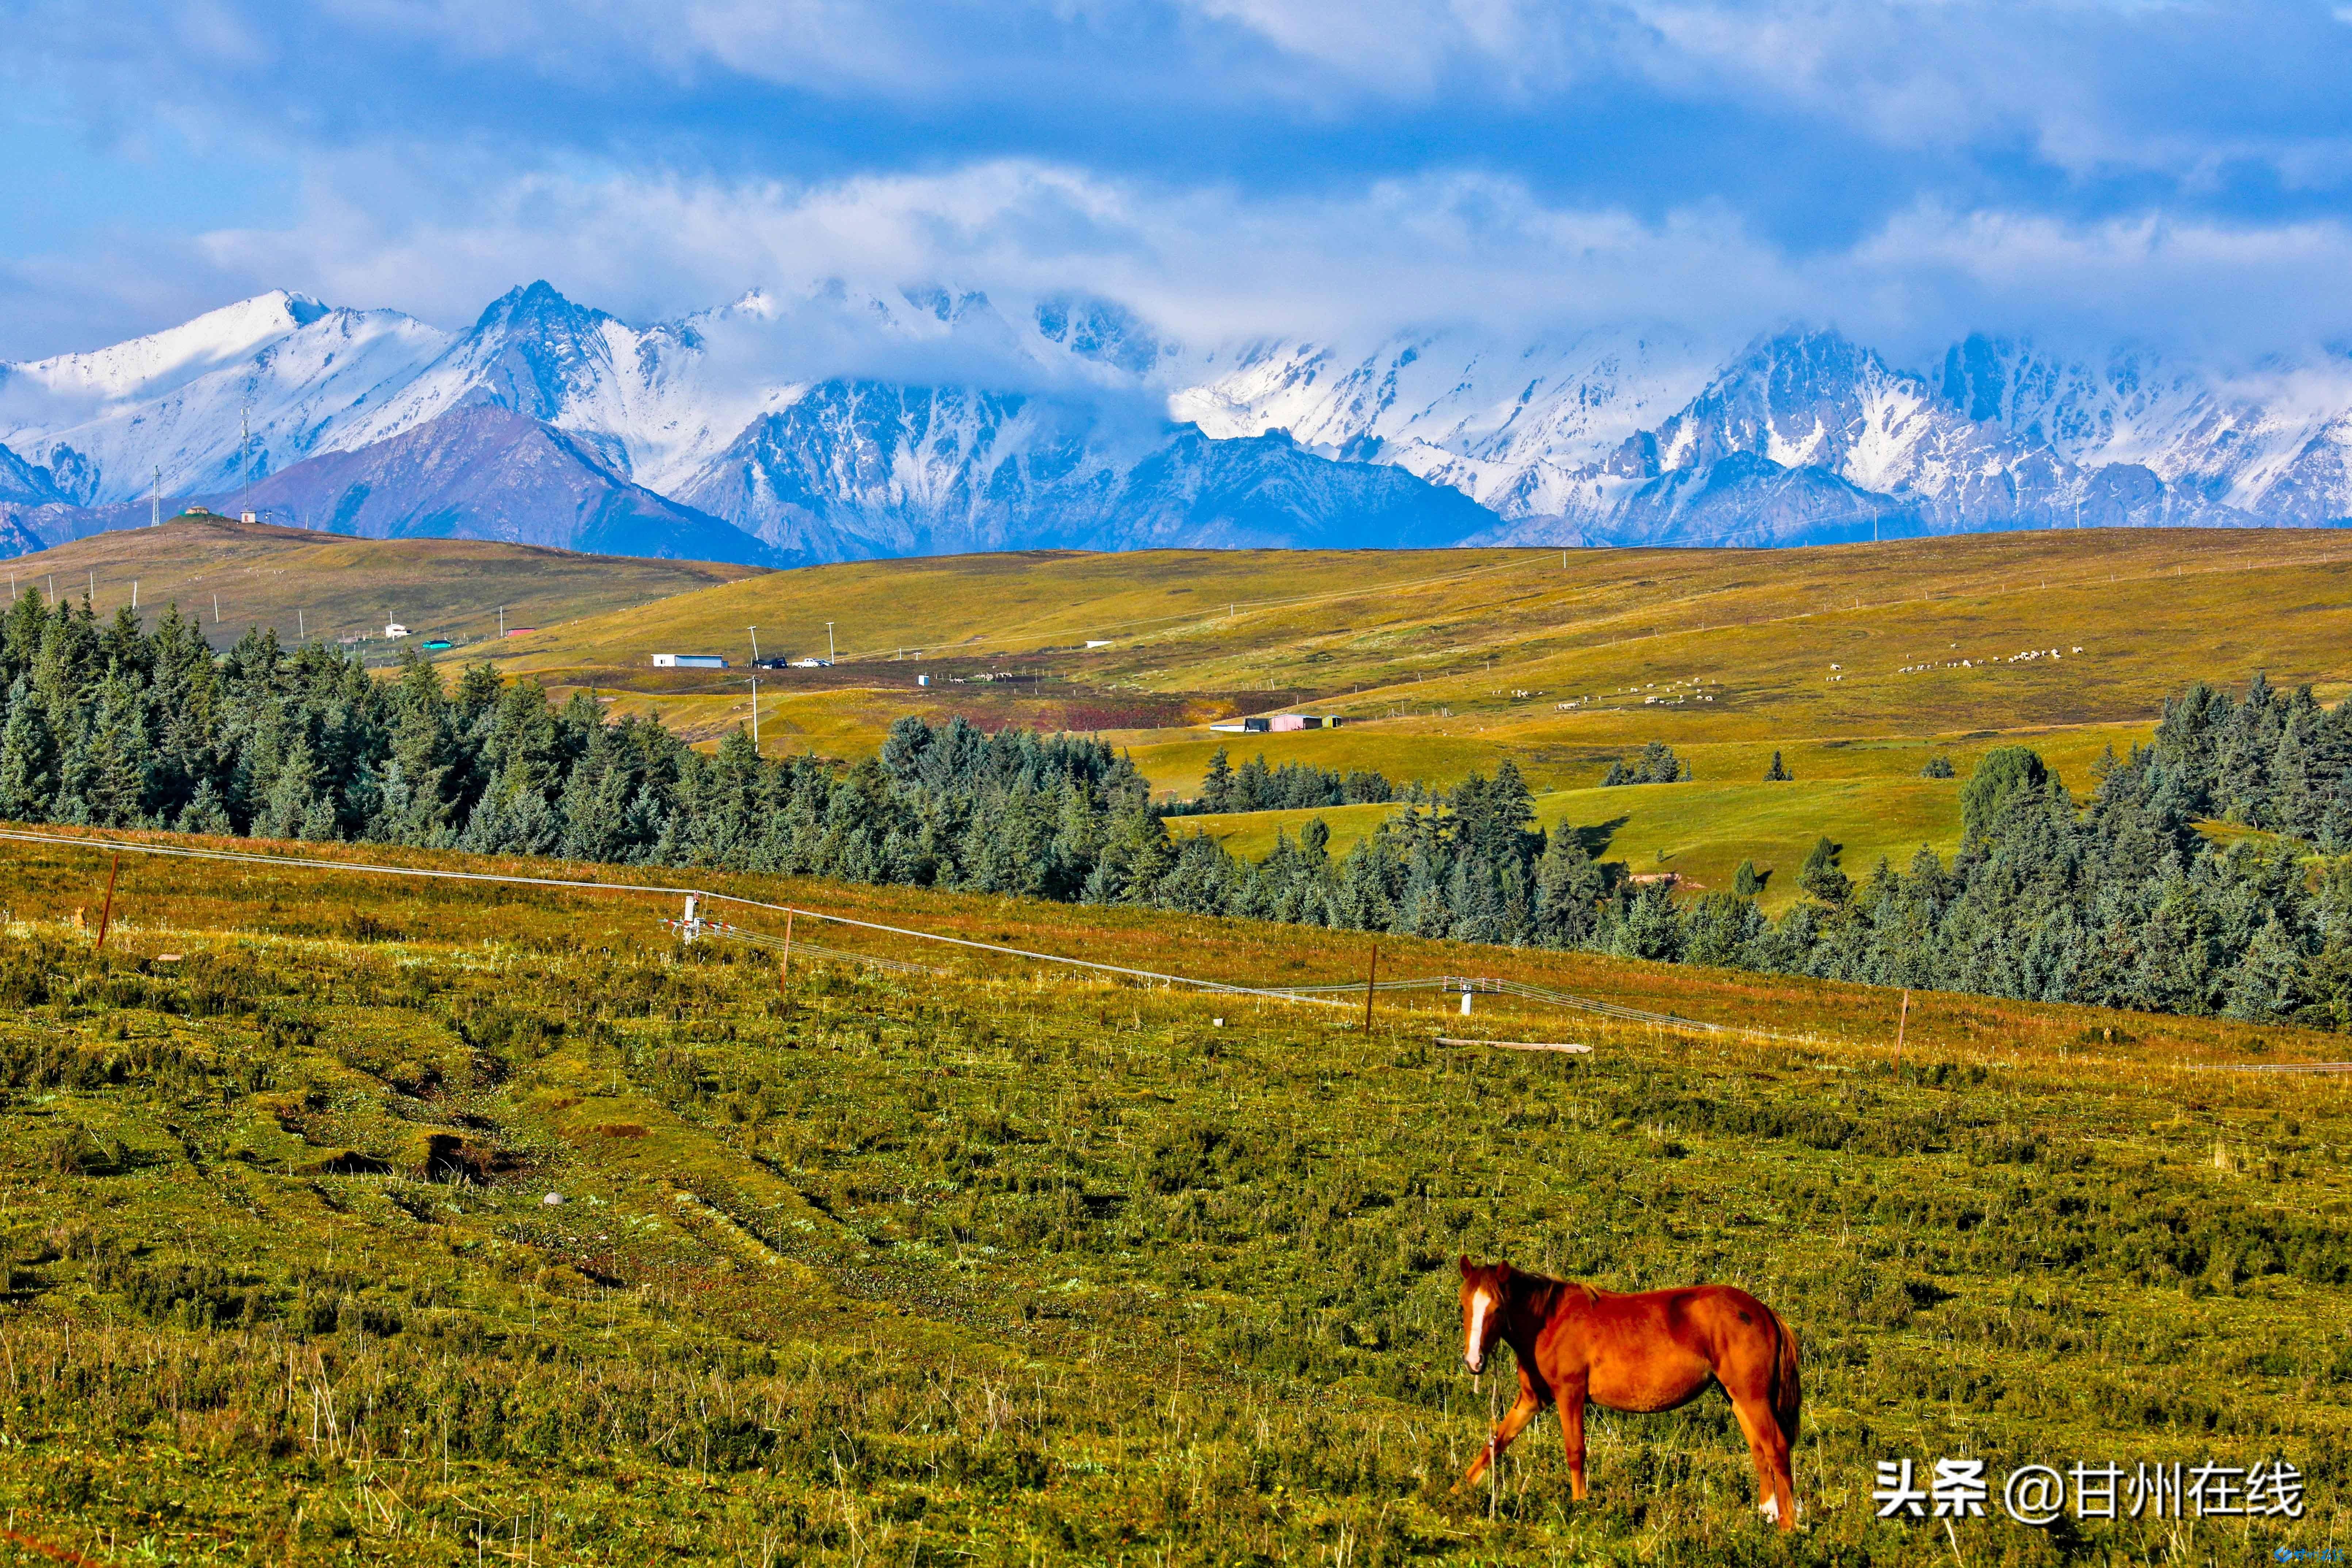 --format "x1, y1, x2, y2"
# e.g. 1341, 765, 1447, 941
1734, 859, 1763, 897
0, 692, 54, 823
1763, 751, 1791, 782
1798, 835, 1850, 903
1199, 748, 1234, 812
